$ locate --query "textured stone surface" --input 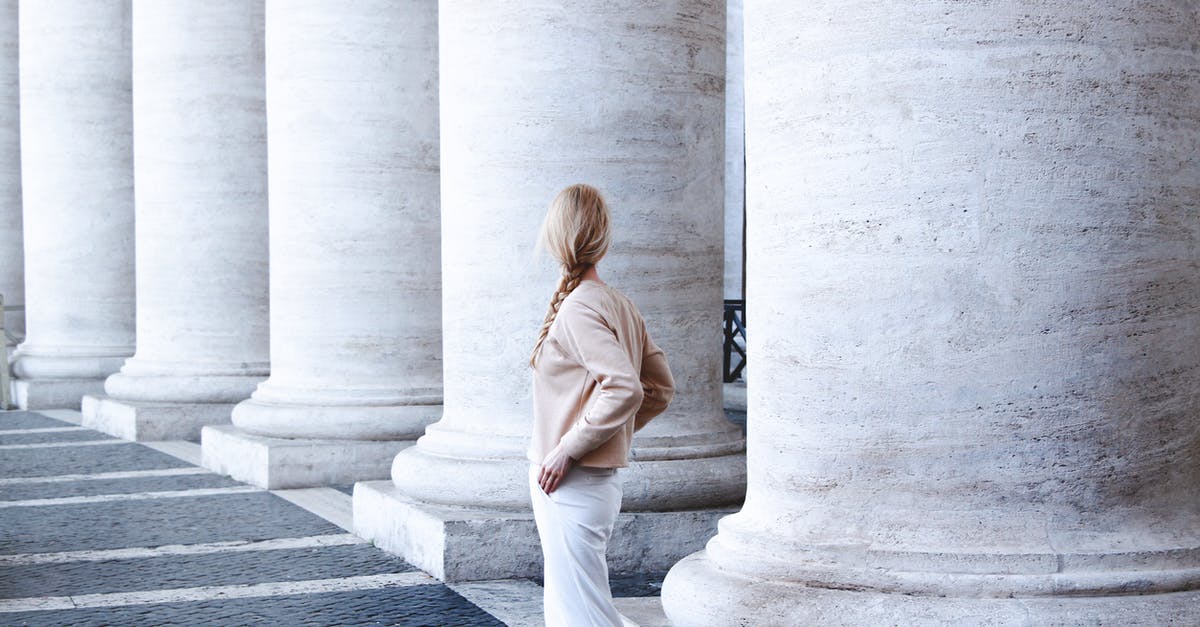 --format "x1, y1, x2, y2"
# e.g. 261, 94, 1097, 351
201, 425, 409, 490
608, 571, 668, 598
0, 473, 237, 502
354, 479, 733, 582
12, 379, 104, 411
0, 0, 20, 341
0, 544, 415, 599
0, 491, 340, 553
613, 597, 670, 627
102, 0, 268, 411
1, 586, 505, 627
723, 383, 747, 414
0, 410, 70, 430
667, 552, 1200, 626
227, 0, 440, 448
723, 0, 744, 300
0, 429, 113, 446
390, 0, 744, 539
353, 480, 540, 582
82, 395, 233, 441
0, 411, 659, 624
11, 0, 134, 392
0, 441, 190, 480
663, 1, 1200, 624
